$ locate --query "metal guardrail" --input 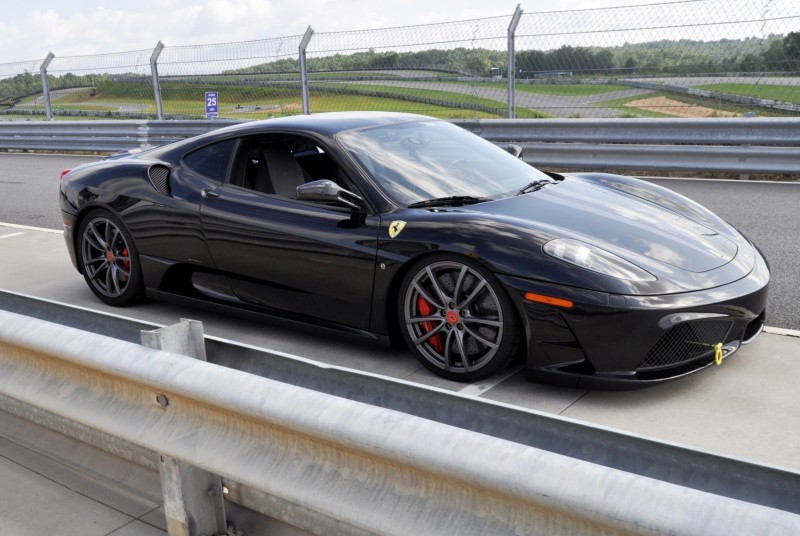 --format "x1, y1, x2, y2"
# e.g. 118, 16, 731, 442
454, 117, 800, 175
1, 298, 799, 534
0, 120, 239, 152
1, 117, 798, 175
3, 289, 798, 517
